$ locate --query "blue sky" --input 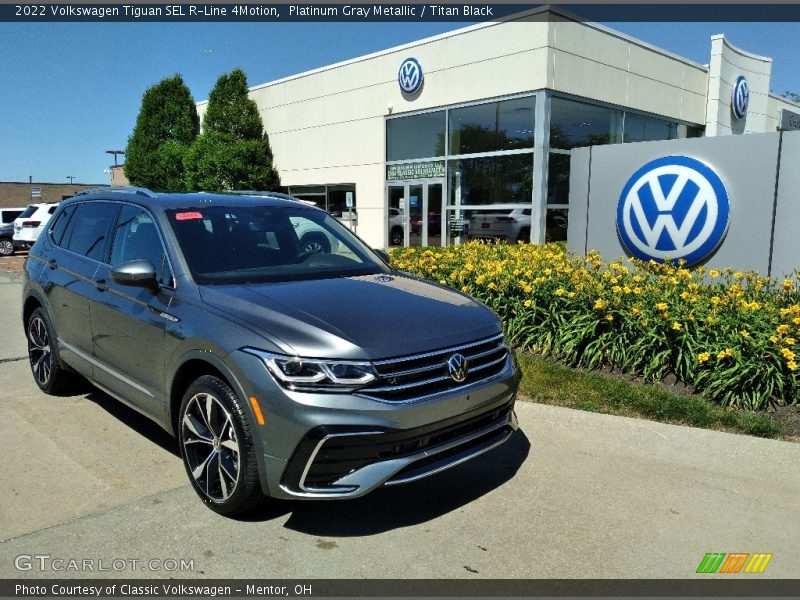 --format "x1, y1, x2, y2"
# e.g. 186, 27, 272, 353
1, 19, 799, 184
